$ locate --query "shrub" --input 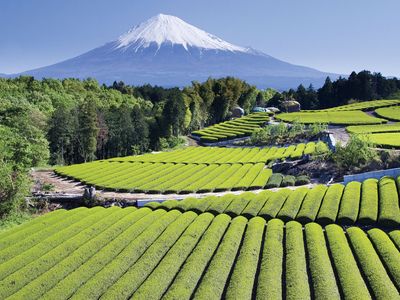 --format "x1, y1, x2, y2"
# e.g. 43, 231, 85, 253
285, 221, 310, 300
194, 216, 247, 299
337, 181, 361, 225
265, 173, 284, 188
241, 191, 272, 218
163, 214, 231, 299
68, 210, 183, 299
296, 185, 328, 223
256, 219, 284, 299
316, 184, 344, 225
332, 135, 377, 173
377, 176, 400, 227
258, 189, 291, 220
325, 224, 371, 299
304, 223, 340, 299
225, 217, 265, 299
347, 227, 400, 299
130, 213, 214, 299
42, 209, 167, 299
281, 175, 295, 187
295, 175, 310, 186
277, 187, 309, 222
358, 178, 379, 225
368, 228, 400, 289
